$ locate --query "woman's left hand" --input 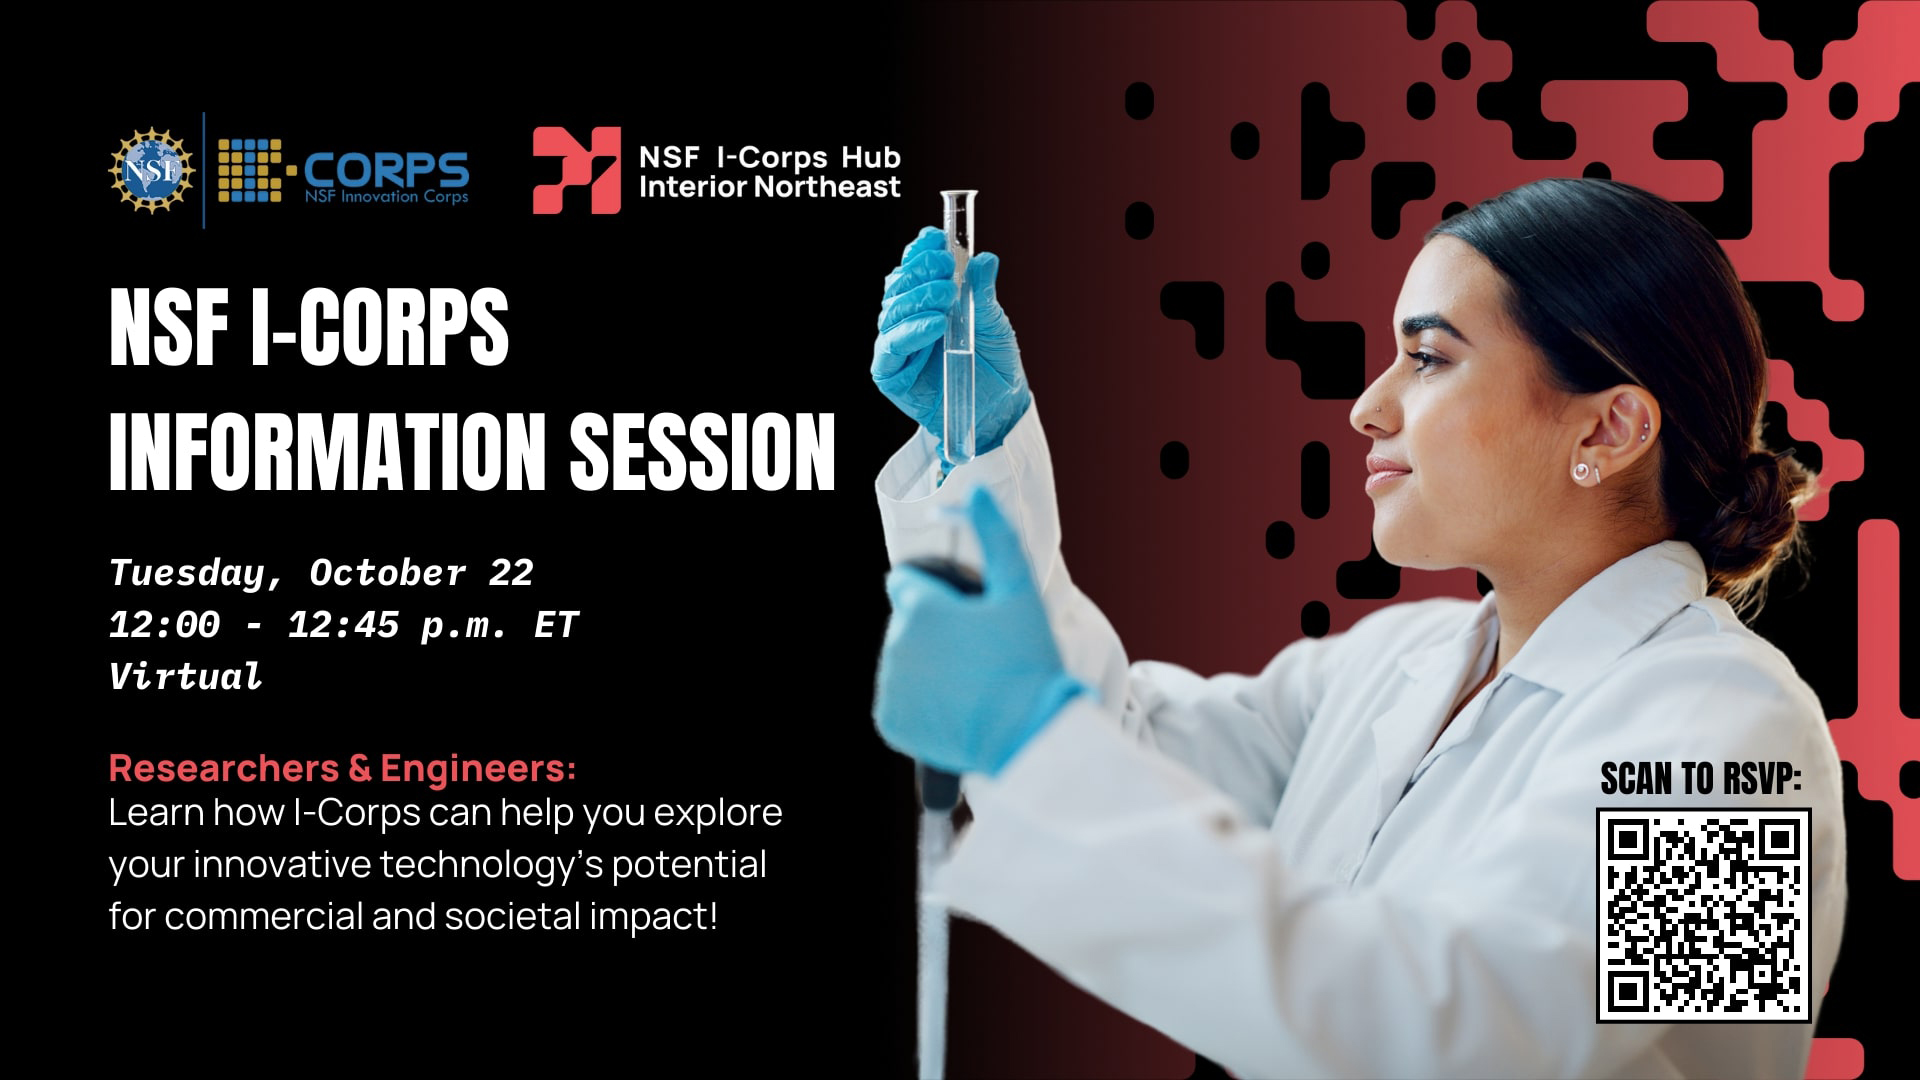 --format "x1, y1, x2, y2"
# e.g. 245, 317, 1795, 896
873, 486, 1088, 776
870, 227, 1032, 468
